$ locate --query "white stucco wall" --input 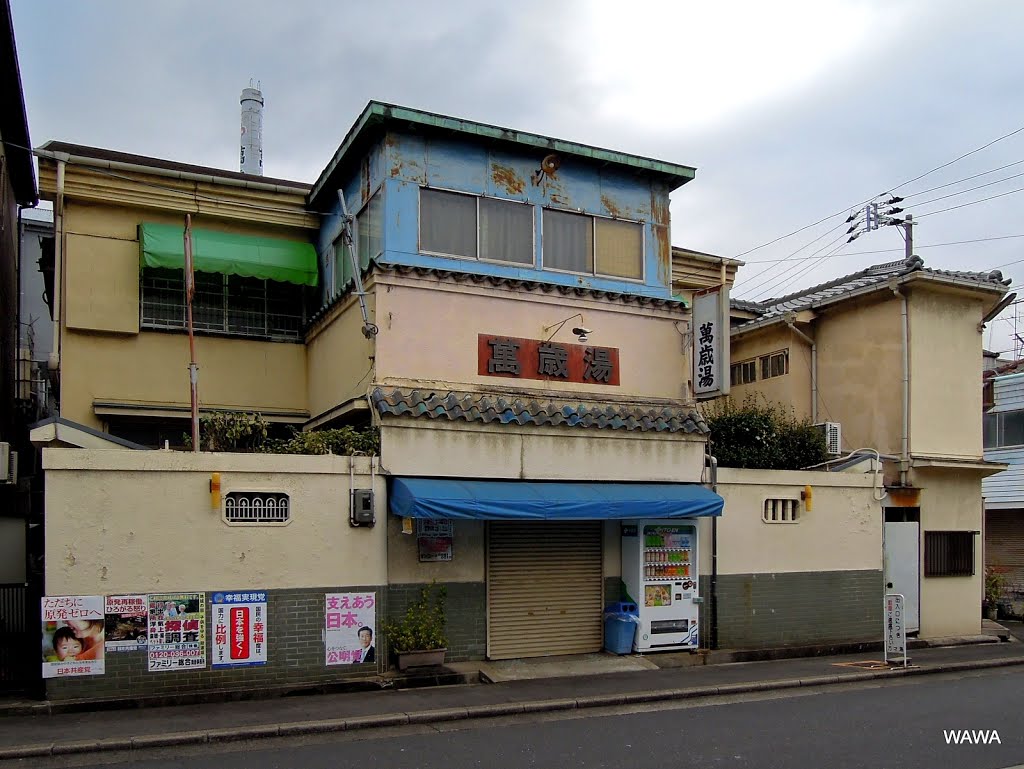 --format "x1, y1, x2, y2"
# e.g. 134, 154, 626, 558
43, 449, 387, 595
